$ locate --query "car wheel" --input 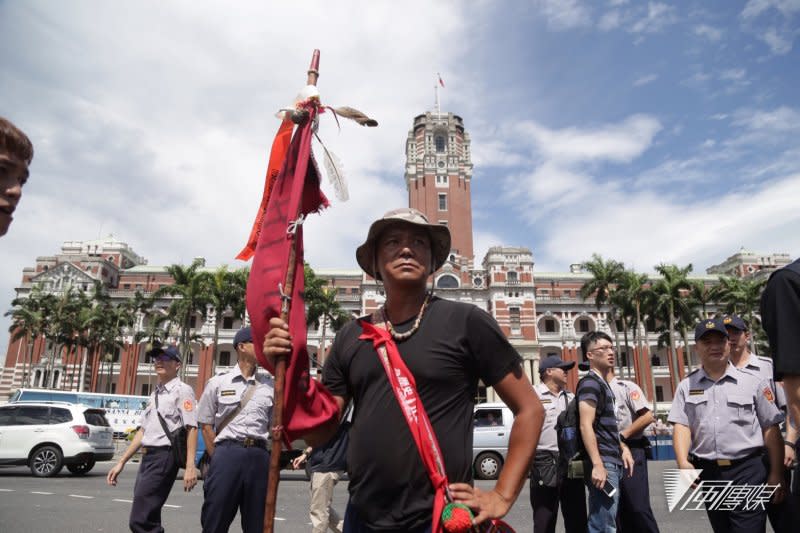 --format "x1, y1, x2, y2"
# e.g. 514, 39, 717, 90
474, 452, 502, 480
67, 458, 96, 475
30, 445, 64, 478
